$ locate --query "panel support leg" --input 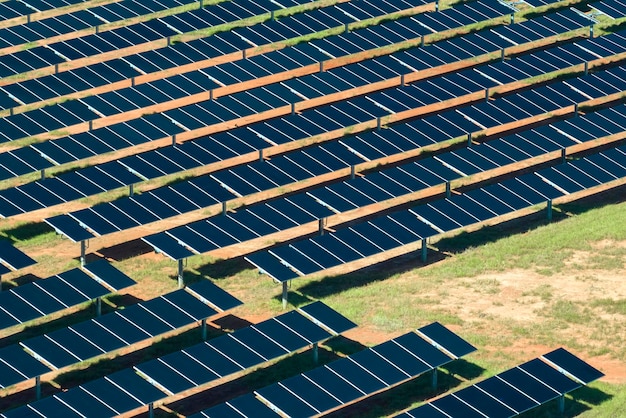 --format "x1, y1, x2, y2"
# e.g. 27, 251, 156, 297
350, 164, 355, 180
432, 369, 438, 391
149, 402, 154, 418
313, 342, 319, 364
558, 395, 565, 413
445, 181, 451, 198
129, 184, 134, 196
421, 238, 428, 263
202, 318, 207, 340
80, 240, 86, 267
177, 259, 184, 289
282, 281, 288, 309
222, 201, 227, 216
319, 218, 325, 236
584, 61, 588, 76
96, 297, 102, 317
36, 375, 41, 400
41, 169, 45, 180
0, 275, 2, 292
547, 199, 553, 222
467, 132, 472, 147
